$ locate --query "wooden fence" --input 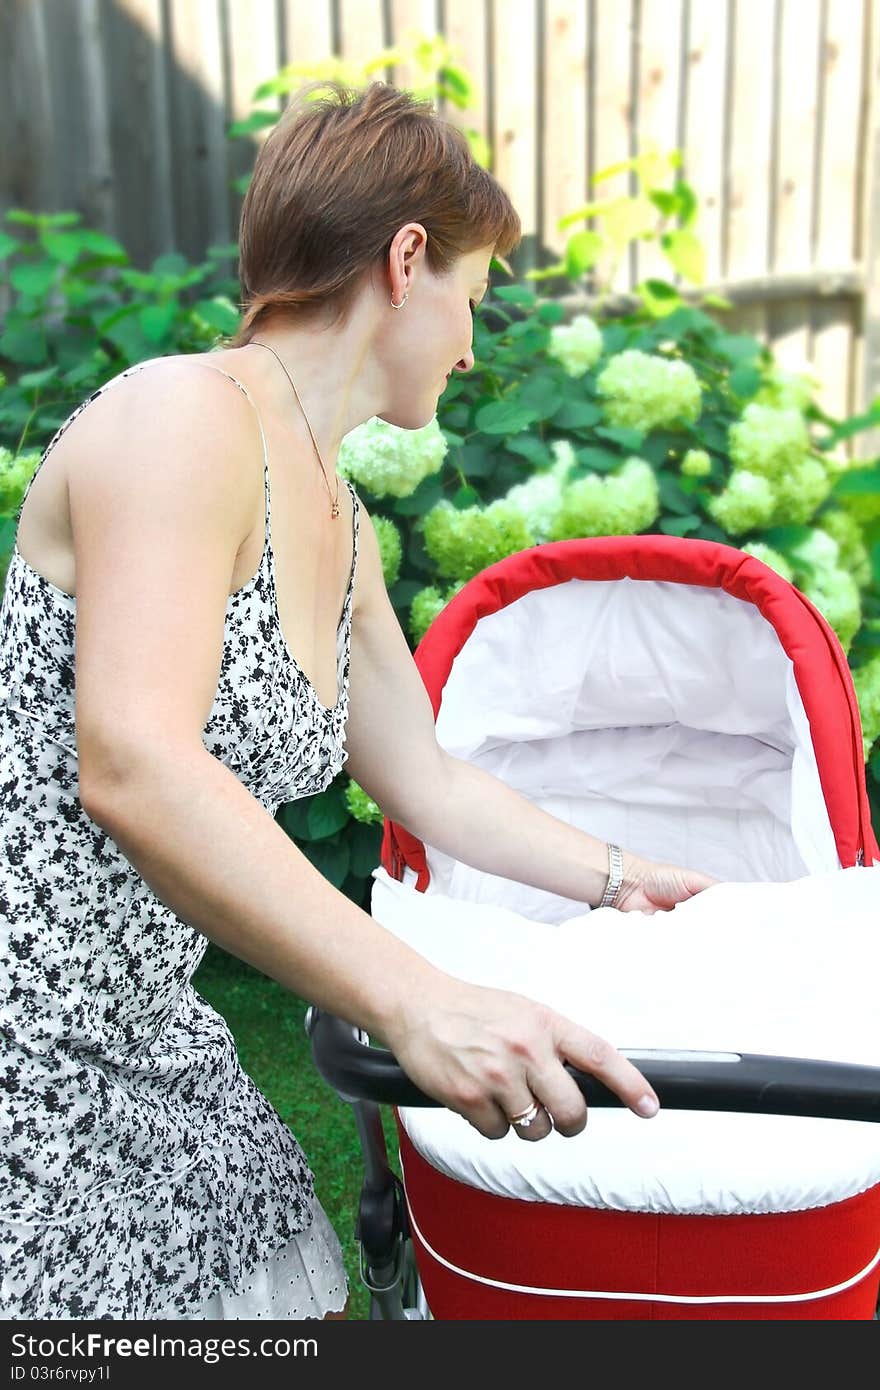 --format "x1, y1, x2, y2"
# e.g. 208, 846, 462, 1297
2, 0, 879, 444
